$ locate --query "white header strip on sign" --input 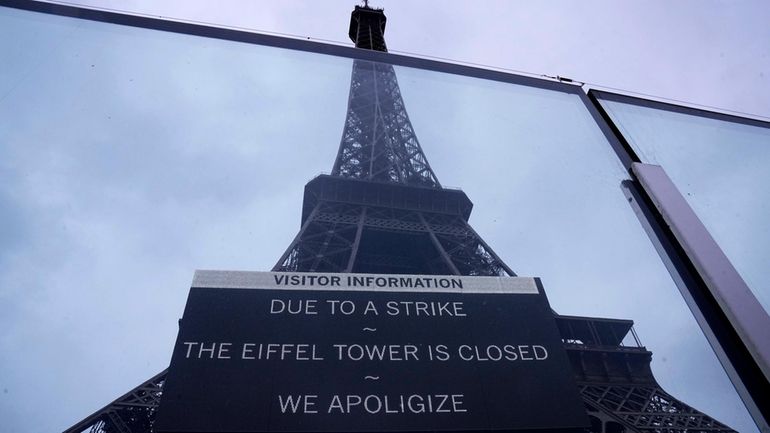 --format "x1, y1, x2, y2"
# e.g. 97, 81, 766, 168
191, 270, 539, 294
